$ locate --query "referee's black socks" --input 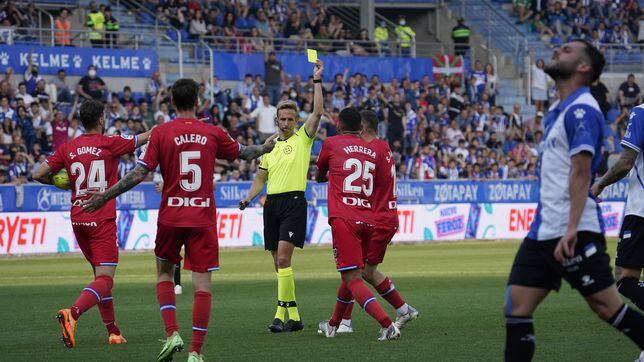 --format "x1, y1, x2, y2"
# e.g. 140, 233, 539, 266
617, 277, 644, 311
504, 315, 535, 362
608, 304, 644, 350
